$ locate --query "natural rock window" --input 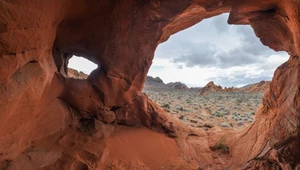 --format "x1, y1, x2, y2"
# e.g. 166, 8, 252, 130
3, 1, 300, 169
144, 14, 289, 130
67, 56, 98, 79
